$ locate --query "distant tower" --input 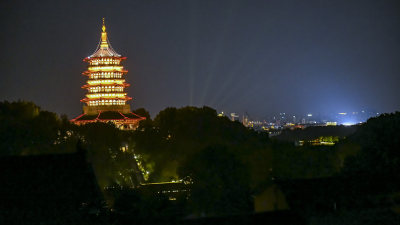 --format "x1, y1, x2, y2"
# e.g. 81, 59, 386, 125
71, 19, 145, 129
